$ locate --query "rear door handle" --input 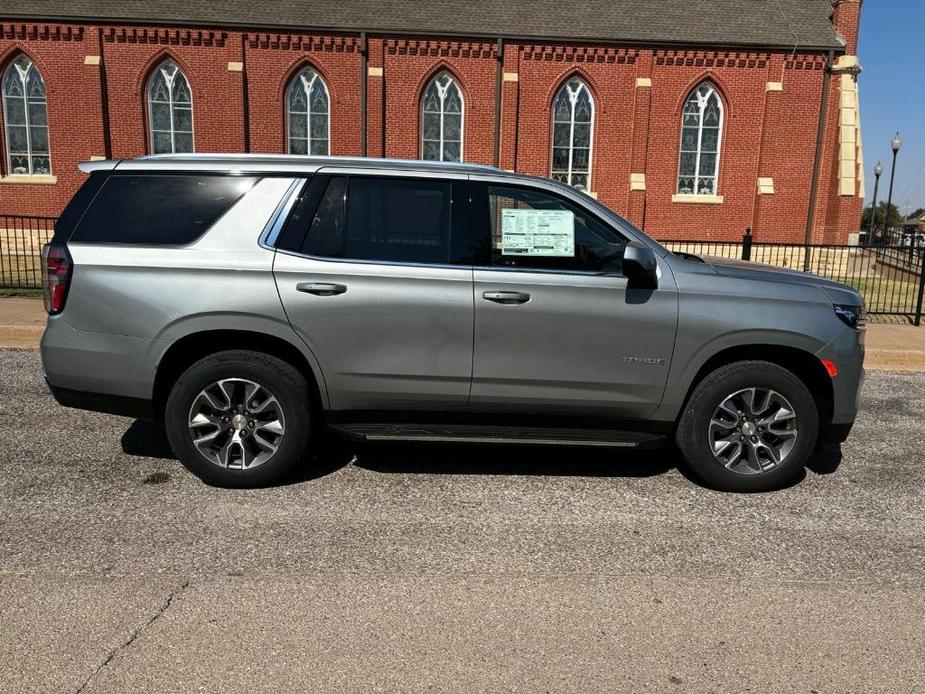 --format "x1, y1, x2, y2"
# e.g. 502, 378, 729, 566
297, 282, 347, 296
482, 290, 531, 305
